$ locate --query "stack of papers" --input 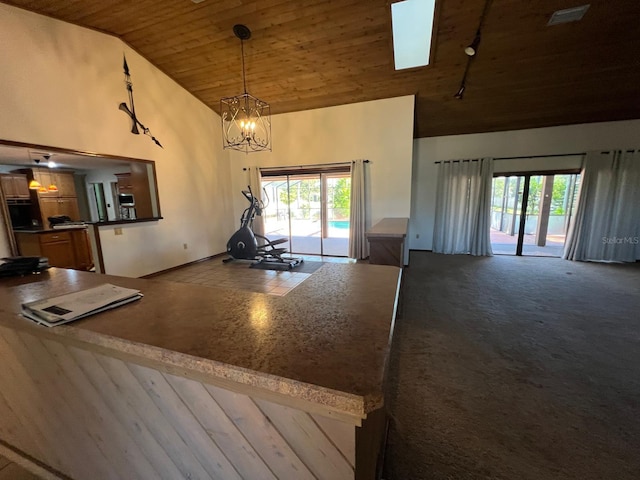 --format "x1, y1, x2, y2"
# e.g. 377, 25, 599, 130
22, 283, 143, 327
